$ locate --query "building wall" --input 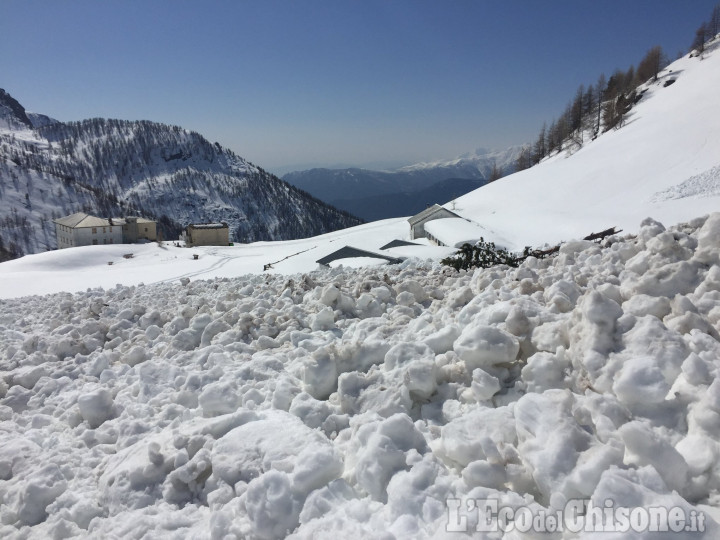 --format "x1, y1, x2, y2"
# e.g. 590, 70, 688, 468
141, 222, 157, 242
56, 223, 122, 248
55, 223, 74, 249
122, 220, 157, 243
424, 230, 446, 247
187, 227, 229, 247
73, 225, 123, 247
410, 208, 459, 240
